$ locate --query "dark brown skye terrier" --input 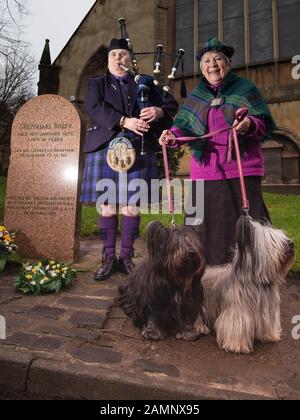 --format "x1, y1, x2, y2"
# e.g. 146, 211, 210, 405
119, 221, 209, 341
